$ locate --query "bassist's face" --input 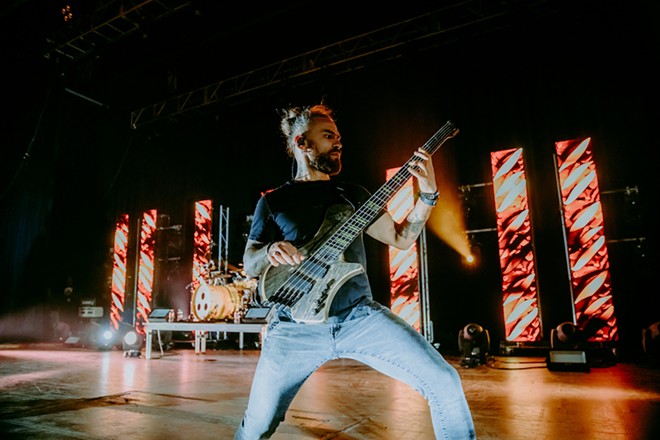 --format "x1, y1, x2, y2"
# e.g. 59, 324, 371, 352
305, 116, 343, 176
